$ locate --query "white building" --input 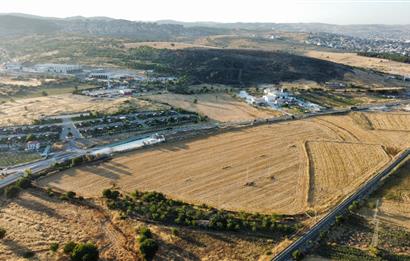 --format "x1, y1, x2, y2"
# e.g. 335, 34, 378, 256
5, 63, 23, 71
26, 141, 40, 151
34, 64, 82, 74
